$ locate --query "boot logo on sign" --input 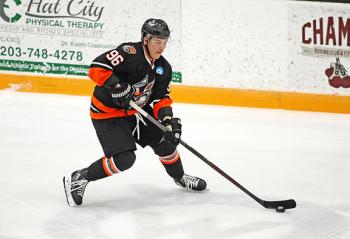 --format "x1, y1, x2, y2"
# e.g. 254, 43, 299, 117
325, 57, 350, 88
